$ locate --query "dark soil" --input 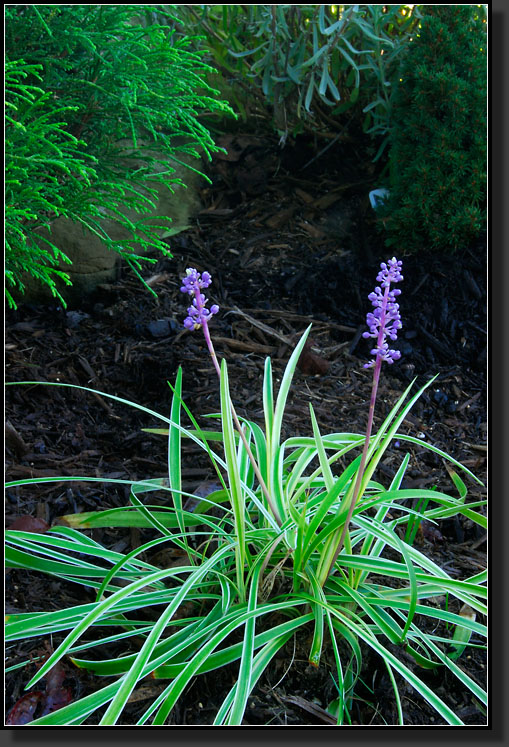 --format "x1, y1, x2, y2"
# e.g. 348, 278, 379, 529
5, 132, 487, 727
